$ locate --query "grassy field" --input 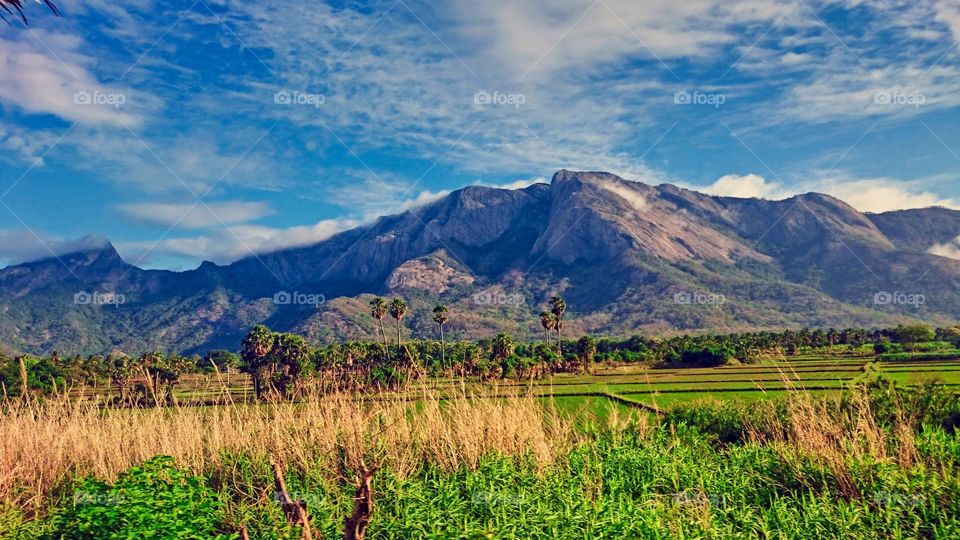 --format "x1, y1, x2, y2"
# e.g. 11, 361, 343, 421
63, 354, 960, 428
3, 354, 959, 538
82, 353, 960, 407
